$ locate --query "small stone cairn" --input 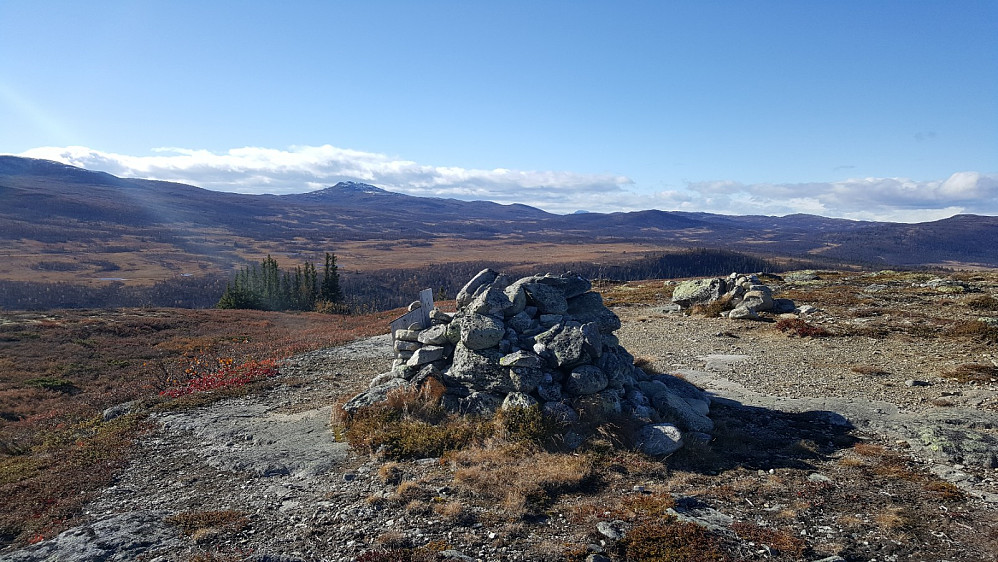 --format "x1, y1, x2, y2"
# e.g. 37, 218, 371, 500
671, 272, 796, 319
343, 269, 714, 456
